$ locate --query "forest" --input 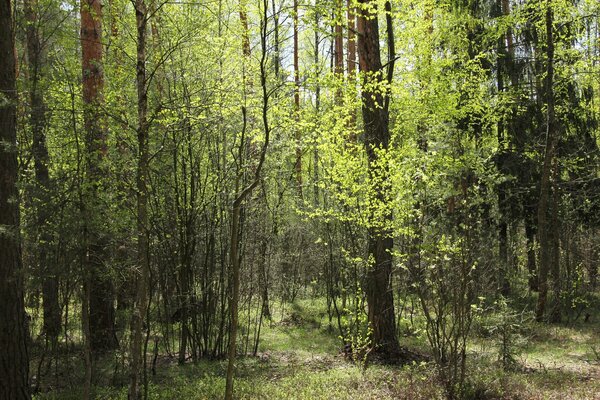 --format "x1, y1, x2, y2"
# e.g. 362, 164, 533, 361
0, 0, 599, 398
